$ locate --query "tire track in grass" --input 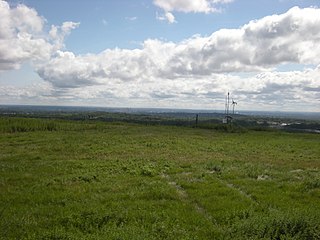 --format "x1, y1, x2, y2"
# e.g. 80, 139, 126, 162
204, 170, 259, 205
162, 171, 264, 228
222, 180, 258, 204
214, 174, 284, 219
161, 173, 216, 224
